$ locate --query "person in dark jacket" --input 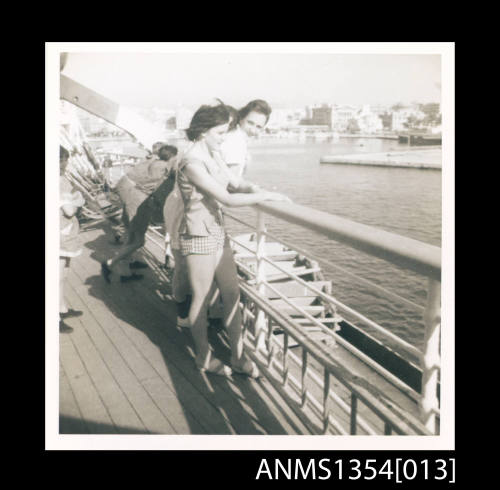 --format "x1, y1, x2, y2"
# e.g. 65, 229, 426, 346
101, 144, 178, 283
